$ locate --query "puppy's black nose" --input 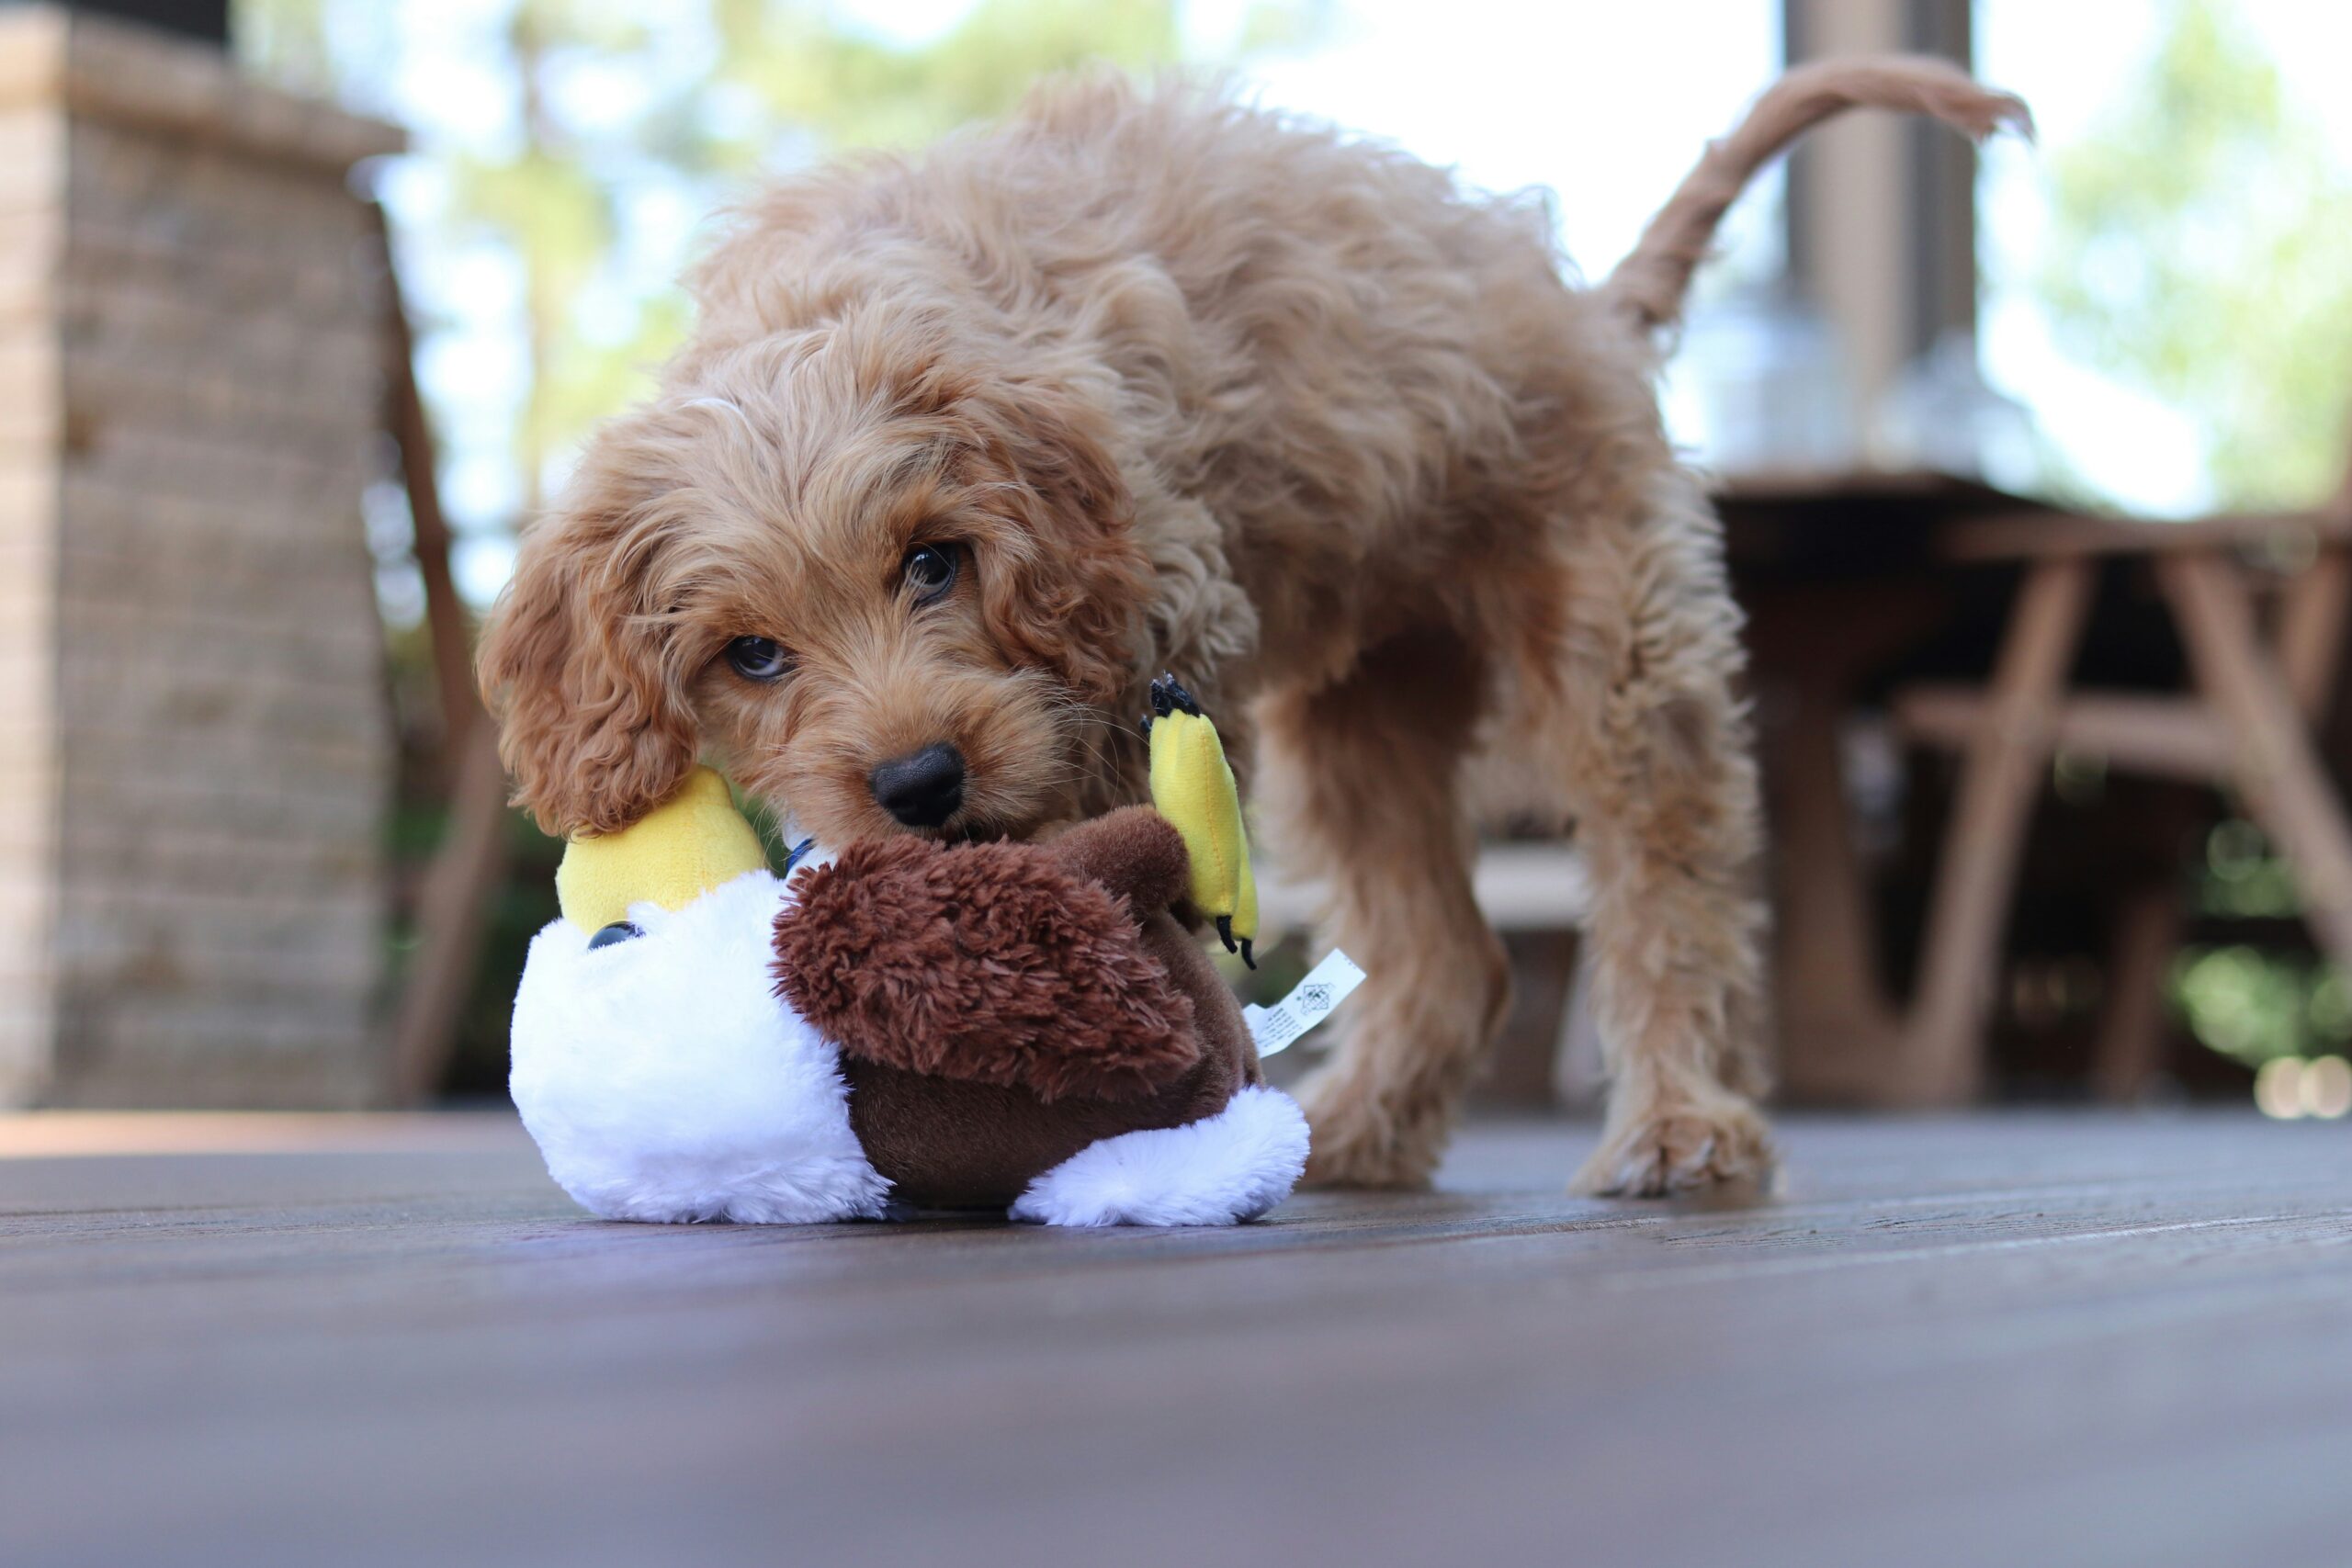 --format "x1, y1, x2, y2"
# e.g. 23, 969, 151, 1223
868, 742, 966, 828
